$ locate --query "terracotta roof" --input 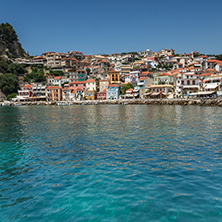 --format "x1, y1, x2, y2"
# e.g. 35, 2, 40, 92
139, 77, 147, 80
159, 73, 171, 76
126, 88, 134, 92
108, 84, 119, 87
207, 60, 220, 63
86, 79, 96, 82
47, 86, 61, 89
76, 88, 84, 91
54, 76, 61, 80
23, 84, 32, 88
199, 73, 214, 77
206, 68, 218, 72
69, 81, 86, 84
